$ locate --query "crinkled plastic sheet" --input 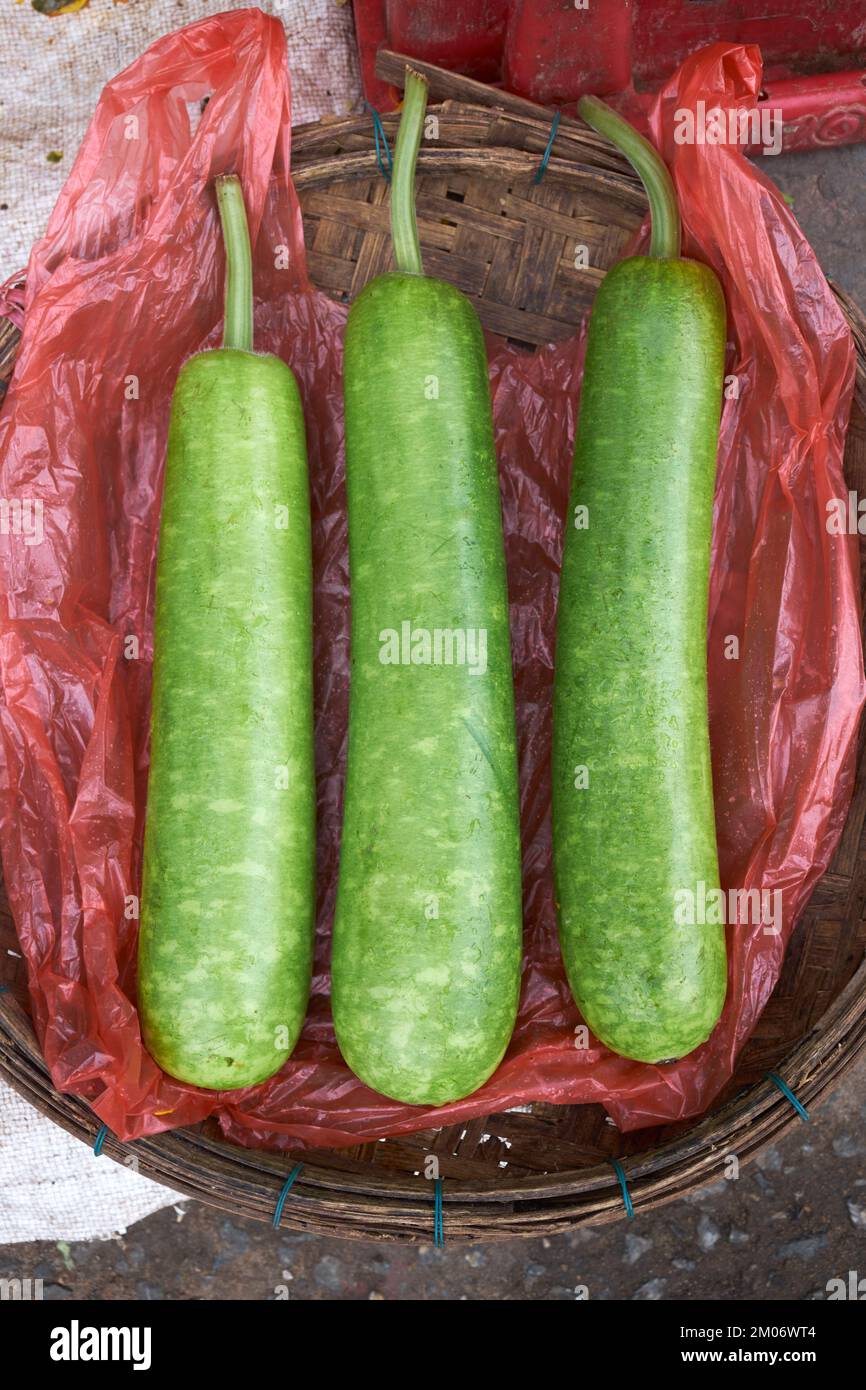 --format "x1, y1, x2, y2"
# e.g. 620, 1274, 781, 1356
0, 17, 861, 1148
